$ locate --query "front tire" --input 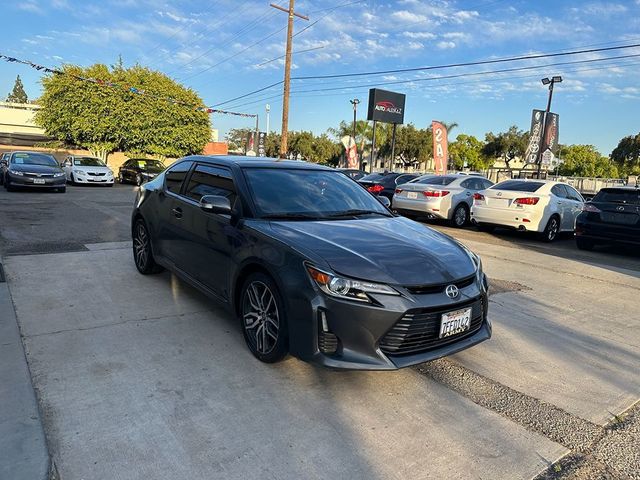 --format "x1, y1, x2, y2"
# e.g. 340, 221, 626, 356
450, 204, 469, 228
240, 273, 288, 363
133, 219, 163, 274
541, 216, 560, 242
